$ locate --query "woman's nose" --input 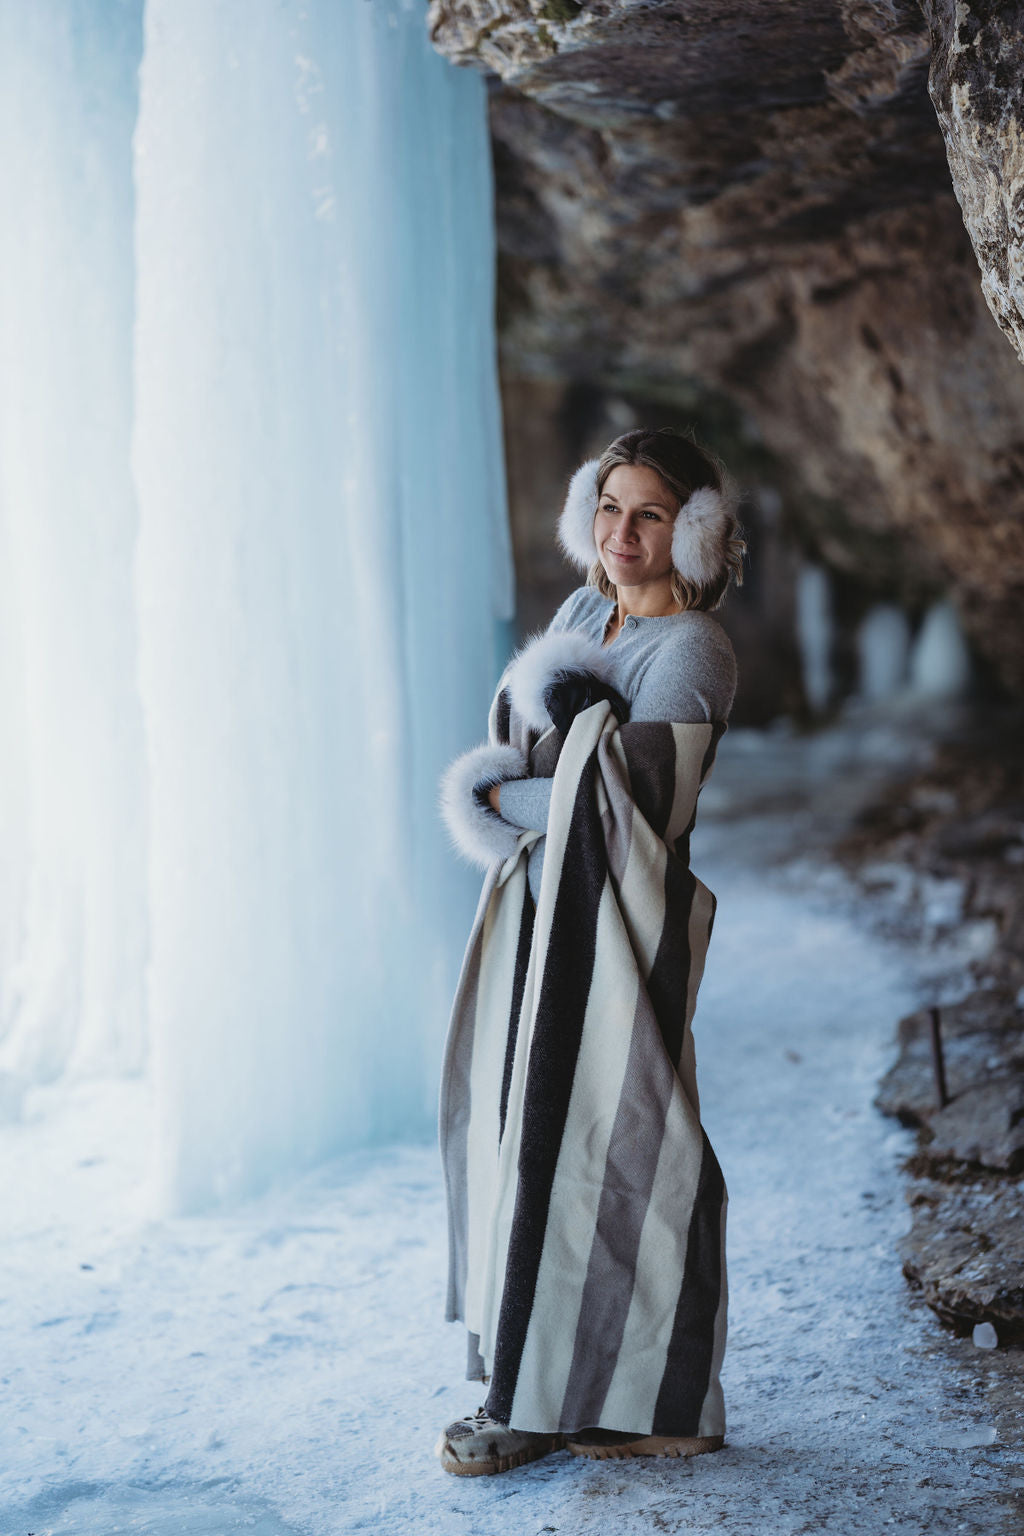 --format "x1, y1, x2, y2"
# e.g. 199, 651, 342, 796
620, 513, 641, 540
